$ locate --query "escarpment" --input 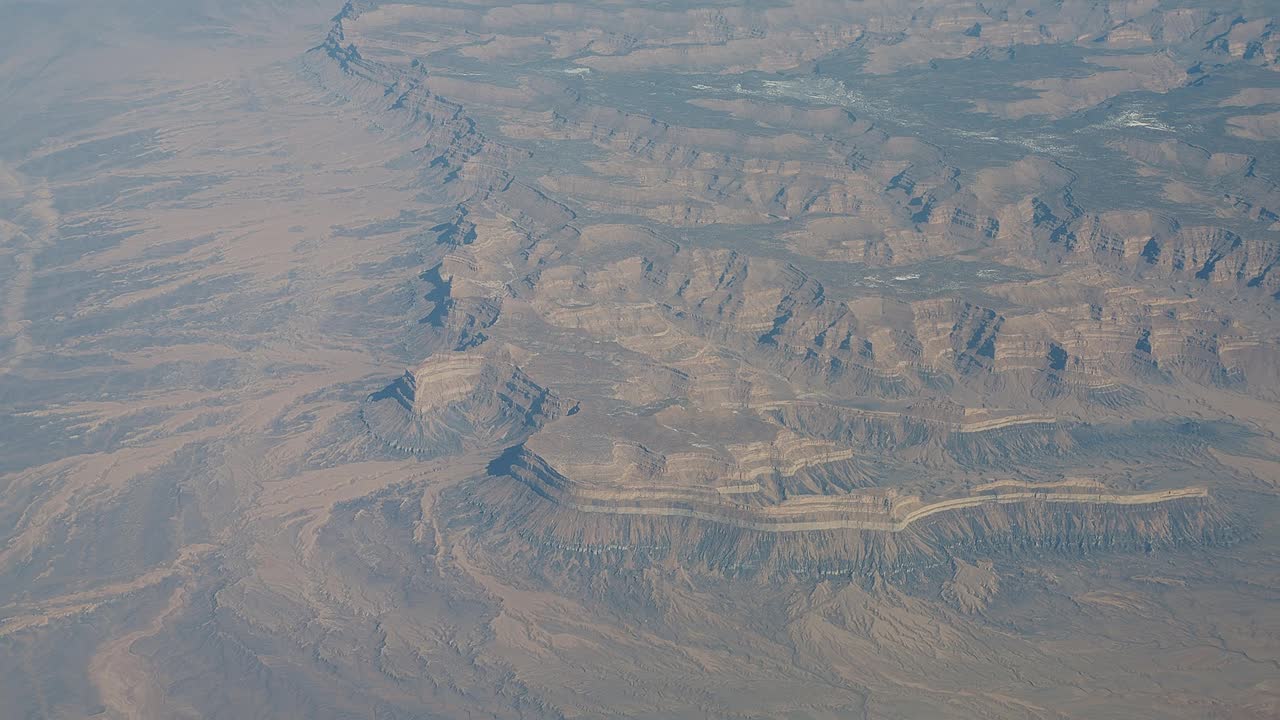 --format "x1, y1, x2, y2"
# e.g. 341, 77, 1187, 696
463, 444, 1224, 577
315, 2, 1274, 579
362, 353, 571, 456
